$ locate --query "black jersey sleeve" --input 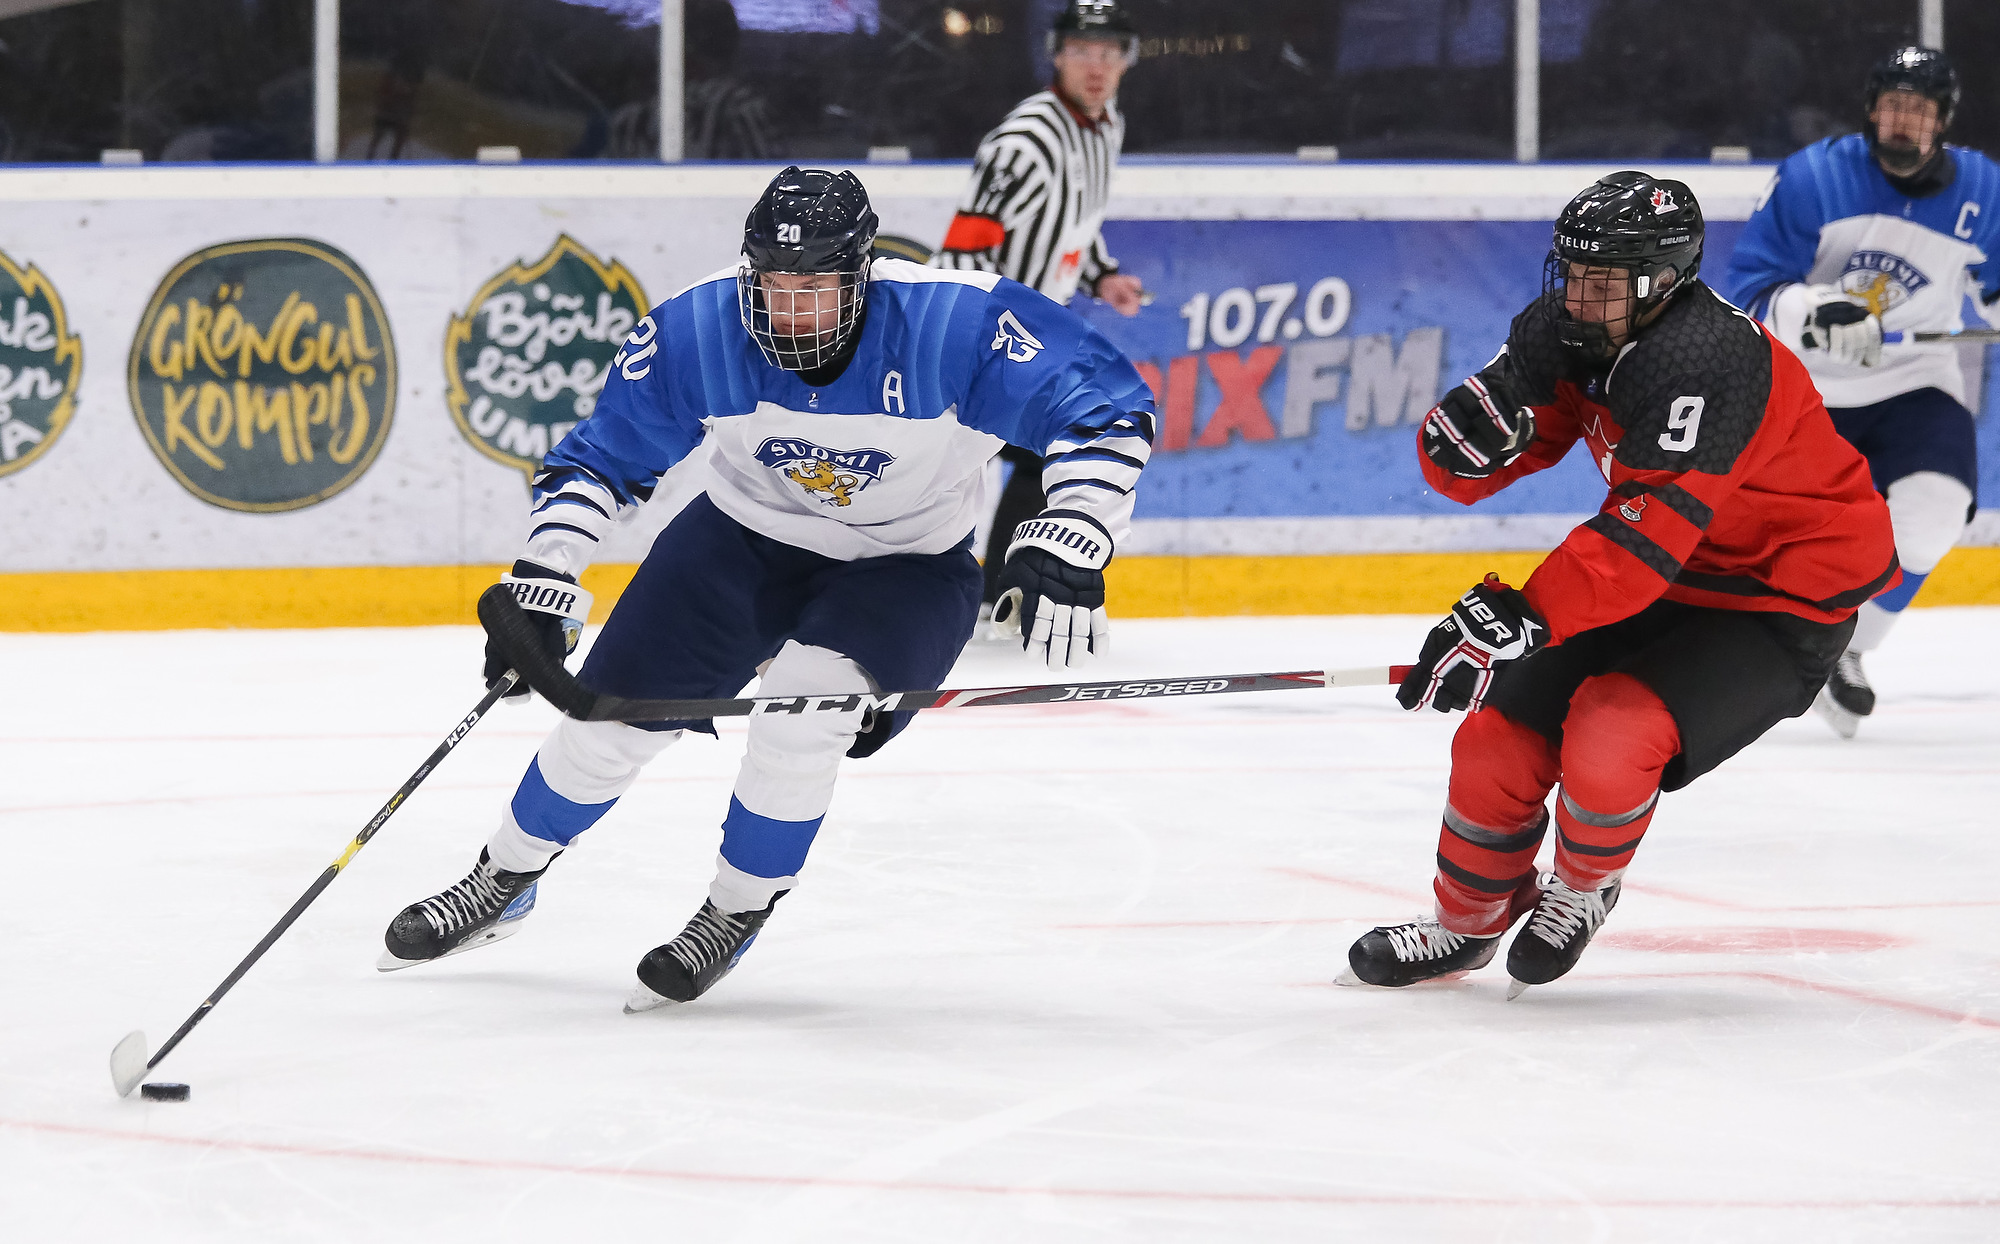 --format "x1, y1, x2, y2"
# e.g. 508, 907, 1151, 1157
1492, 292, 1574, 406
1603, 285, 1771, 476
